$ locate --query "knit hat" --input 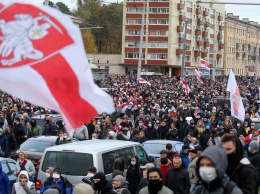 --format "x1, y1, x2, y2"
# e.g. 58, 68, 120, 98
87, 167, 97, 174
19, 151, 27, 158
188, 149, 197, 154
43, 188, 60, 194
73, 183, 94, 194
113, 175, 125, 185
249, 140, 259, 151
230, 128, 237, 135
82, 176, 92, 185
92, 172, 106, 182
53, 168, 62, 175
147, 167, 162, 178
